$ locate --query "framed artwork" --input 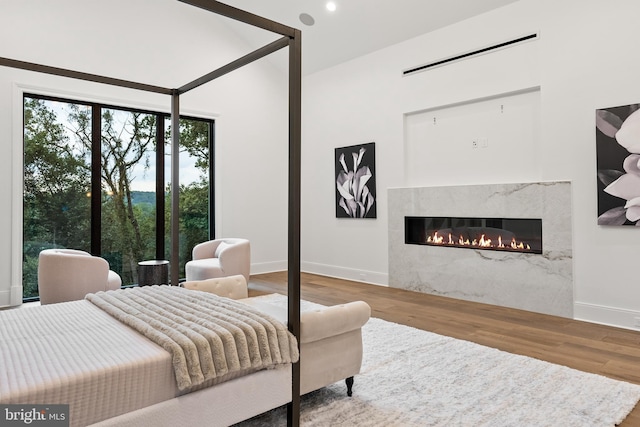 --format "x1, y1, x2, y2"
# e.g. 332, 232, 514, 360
335, 142, 377, 218
596, 103, 640, 225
